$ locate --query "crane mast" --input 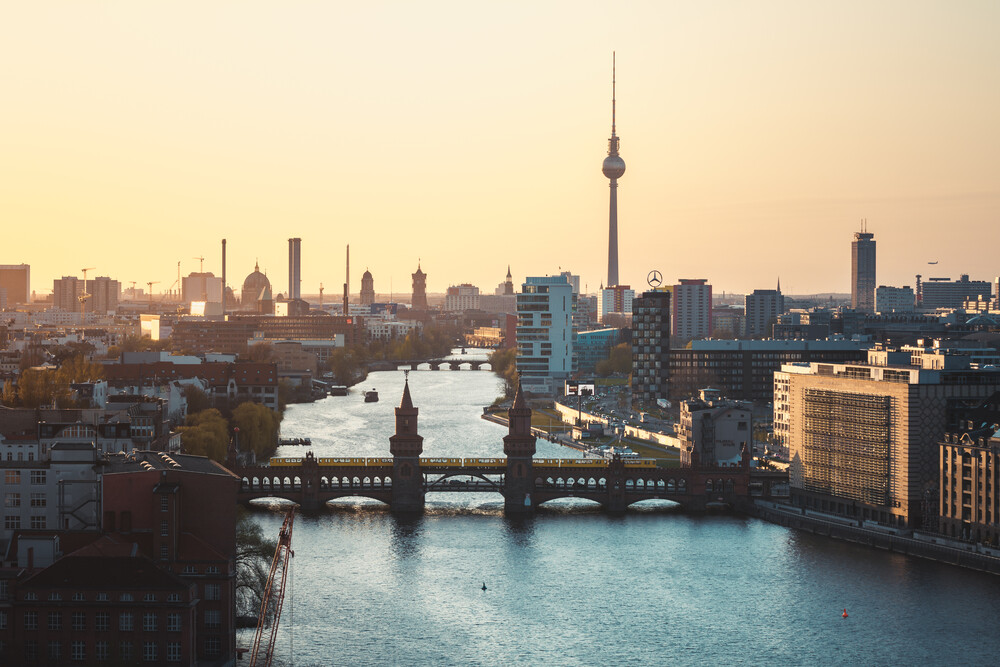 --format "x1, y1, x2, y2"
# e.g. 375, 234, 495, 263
249, 508, 295, 667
